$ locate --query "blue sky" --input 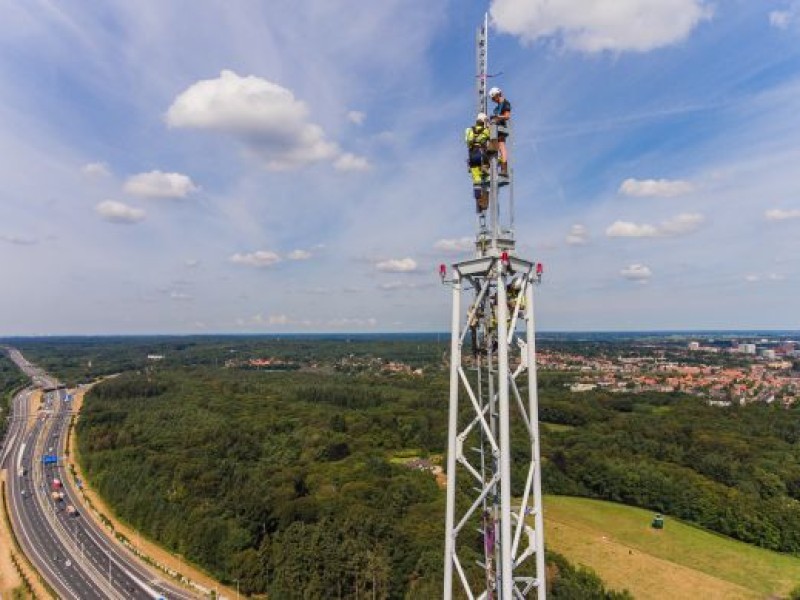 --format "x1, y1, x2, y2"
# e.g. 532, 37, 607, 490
1, 0, 799, 334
